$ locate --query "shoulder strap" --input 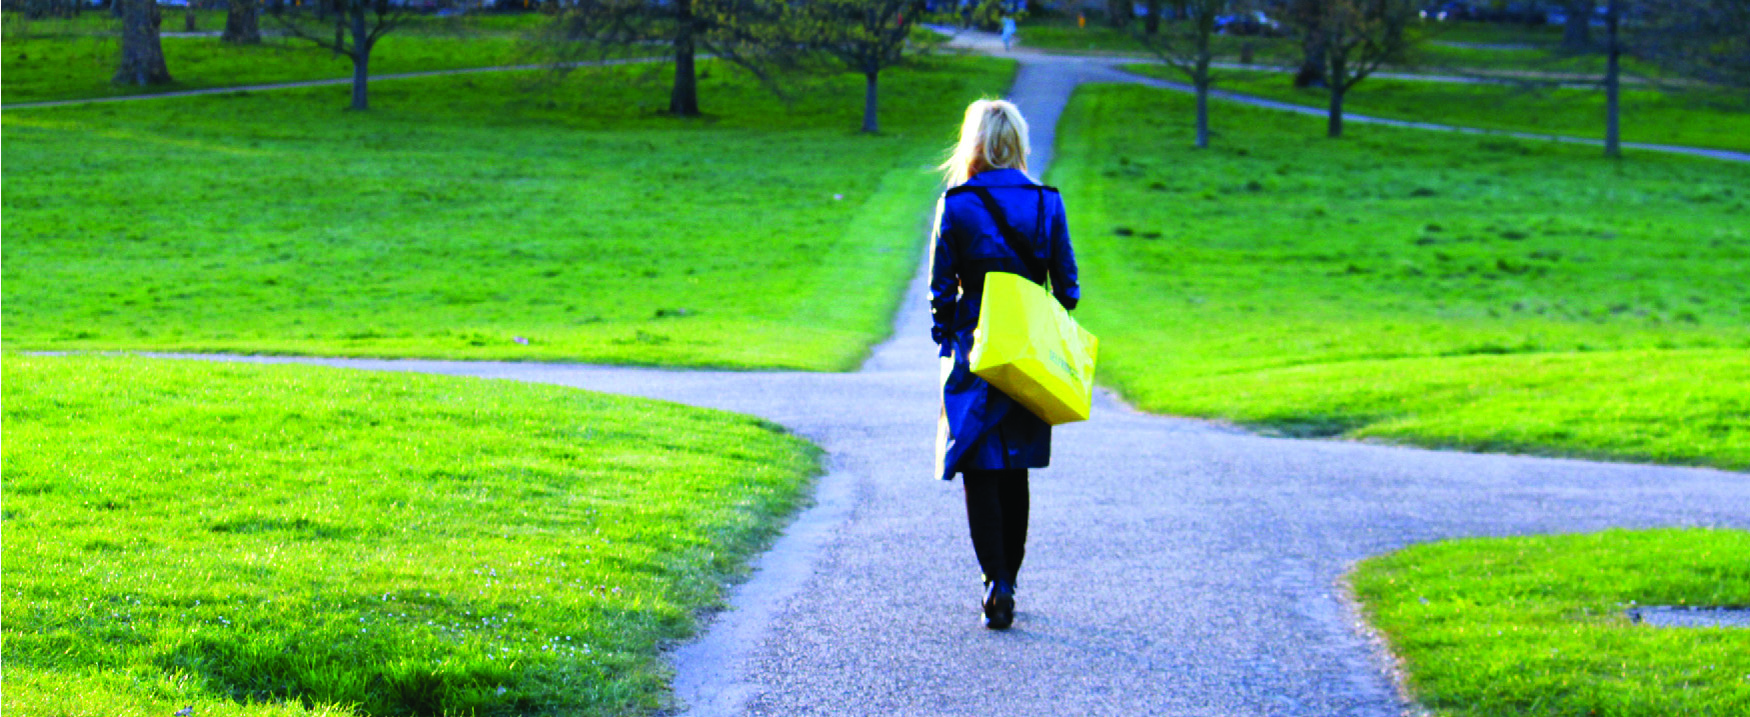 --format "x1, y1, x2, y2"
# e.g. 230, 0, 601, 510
948, 185, 1051, 285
